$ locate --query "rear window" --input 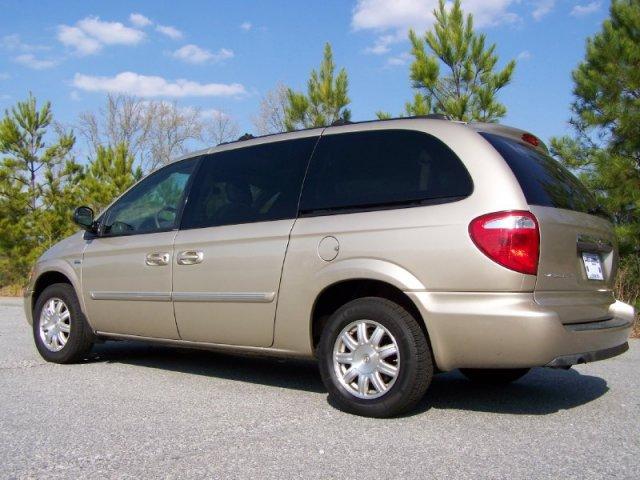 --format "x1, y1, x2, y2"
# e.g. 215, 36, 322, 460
481, 133, 598, 214
300, 129, 473, 214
